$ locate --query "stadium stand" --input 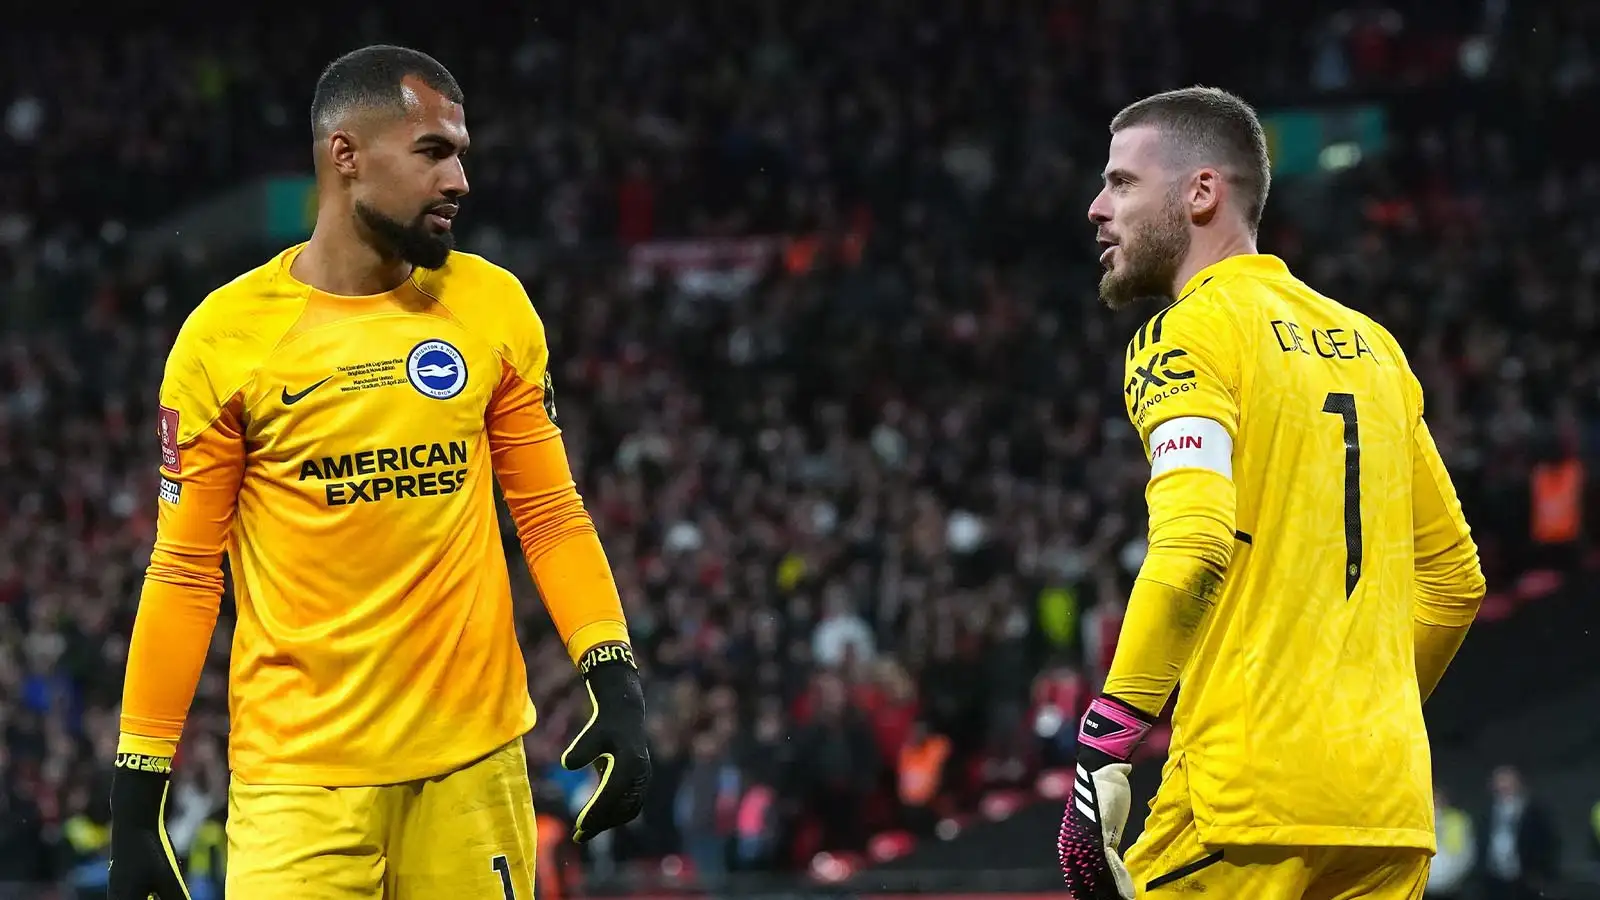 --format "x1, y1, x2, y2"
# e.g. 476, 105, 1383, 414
4, 1, 1600, 897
